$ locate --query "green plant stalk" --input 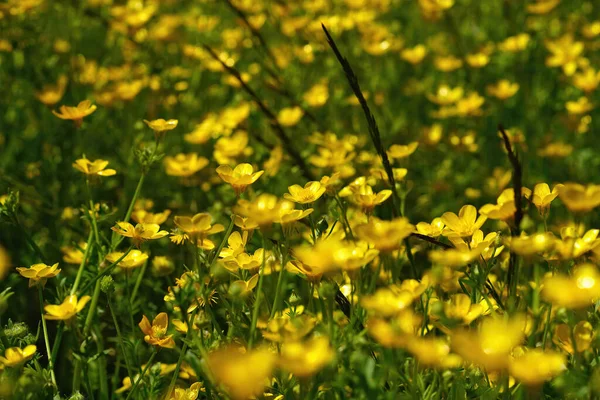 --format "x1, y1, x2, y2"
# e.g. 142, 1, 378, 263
13, 213, 46, 261
248, 234, 267, 349
37, 285, 57, 390
207, 216, 235, 270
85, 179, 101, 247
125, 350, 157, 400
130, 260, 148, 304
107, 293, 135, 380
71, 231, 94, 296
79, 246, 133, 295
270, 253, 288, 319
166, 341, 188, 399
